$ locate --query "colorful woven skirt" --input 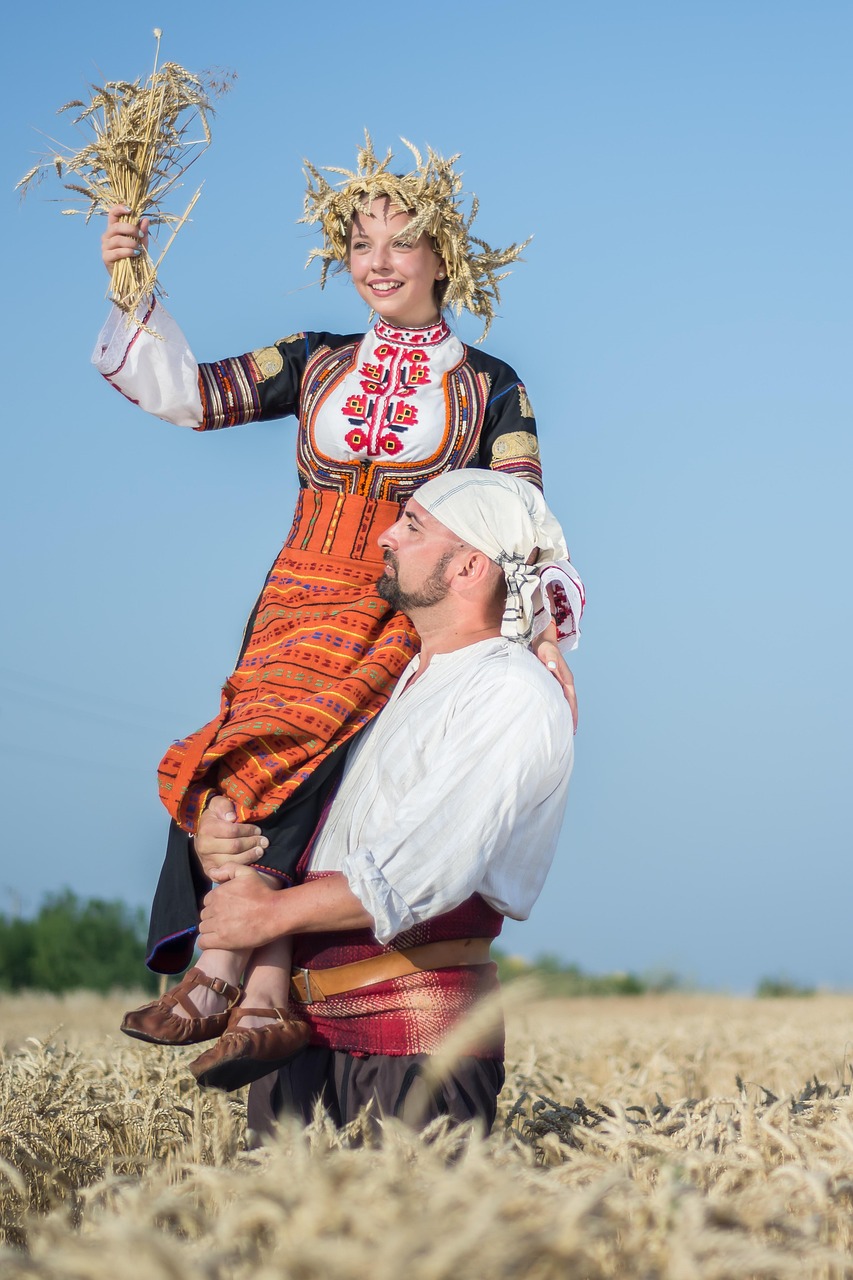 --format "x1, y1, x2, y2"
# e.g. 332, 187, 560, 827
146, 489, 418, 971
158, 489, 418, 834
